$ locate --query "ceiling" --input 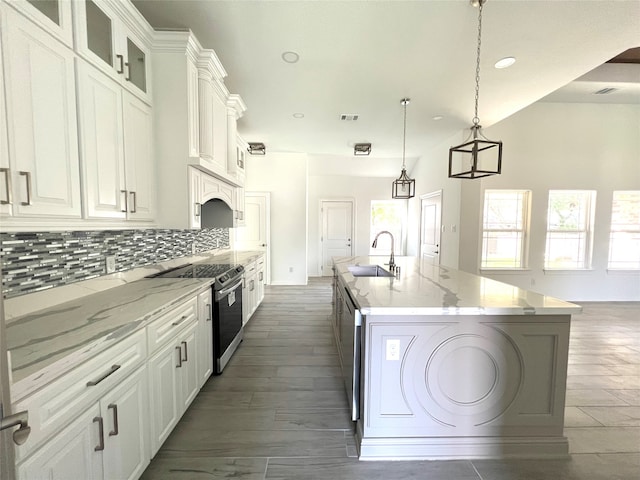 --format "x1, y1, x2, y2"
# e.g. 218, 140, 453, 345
132, 0, 640, 165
